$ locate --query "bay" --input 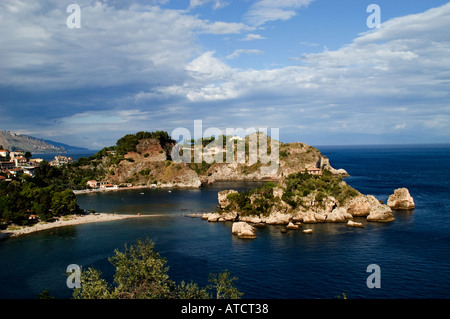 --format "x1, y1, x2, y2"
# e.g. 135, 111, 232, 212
1, 144, 450, 299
